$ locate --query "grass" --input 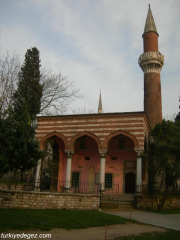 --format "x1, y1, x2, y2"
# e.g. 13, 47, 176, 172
147, 209, 180, 214
114, 230, 180, 240
0, 208, 137, 231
